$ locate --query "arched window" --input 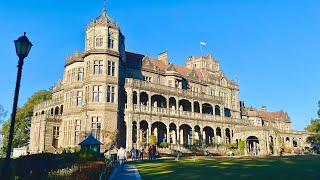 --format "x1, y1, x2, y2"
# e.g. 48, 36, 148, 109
215, 105, 221, 116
